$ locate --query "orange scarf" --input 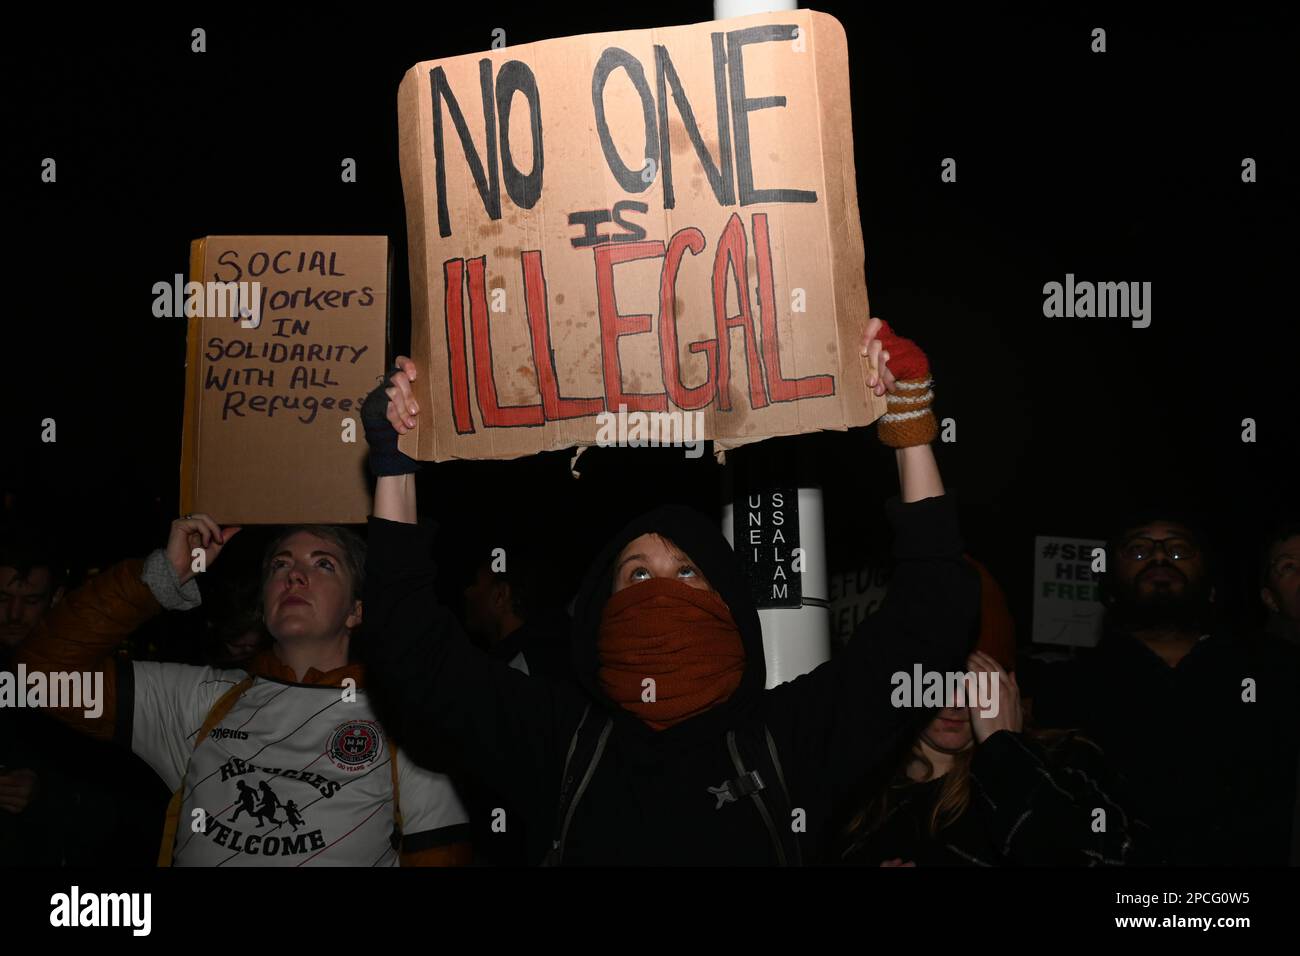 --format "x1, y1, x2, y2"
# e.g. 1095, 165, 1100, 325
597, 578, 746, 730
